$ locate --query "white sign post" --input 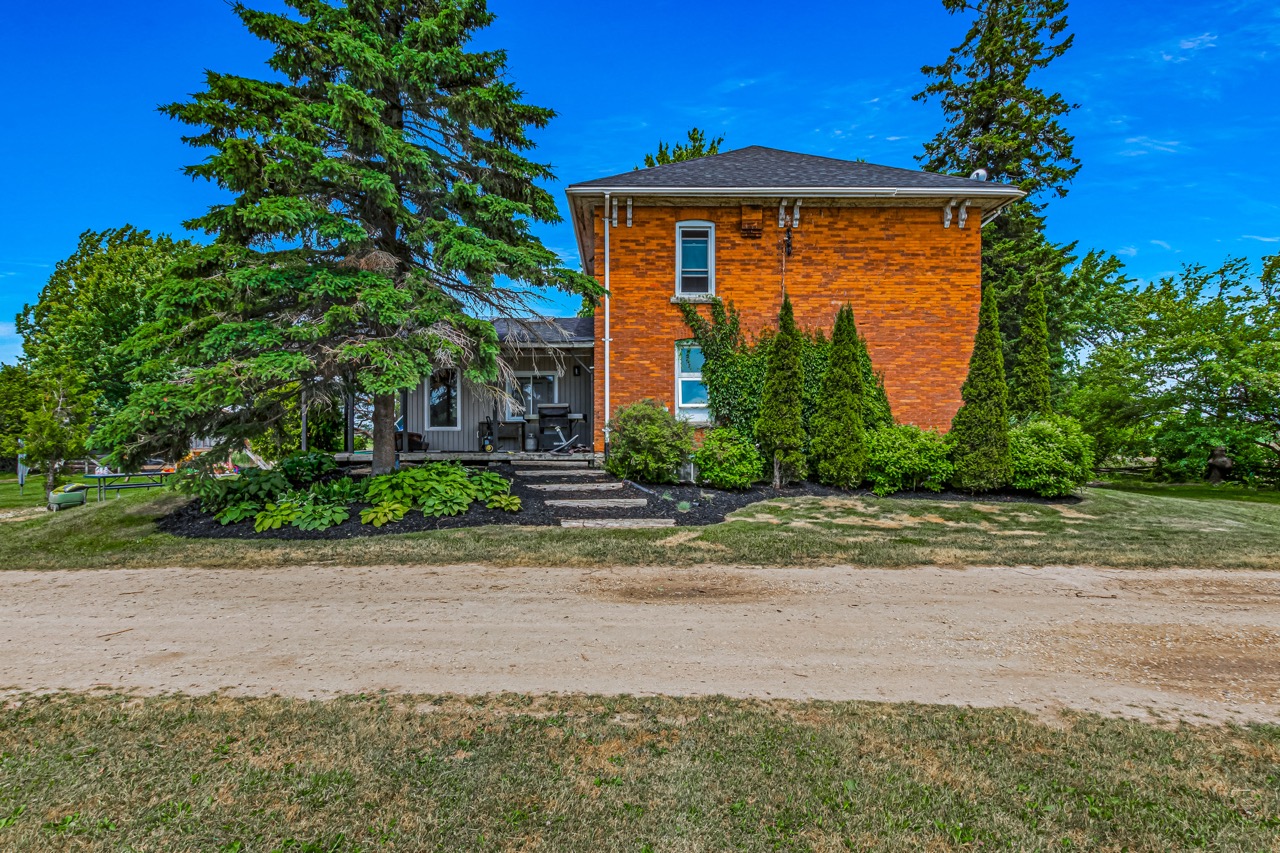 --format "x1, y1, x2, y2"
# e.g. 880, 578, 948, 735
17, 445, 28, 497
